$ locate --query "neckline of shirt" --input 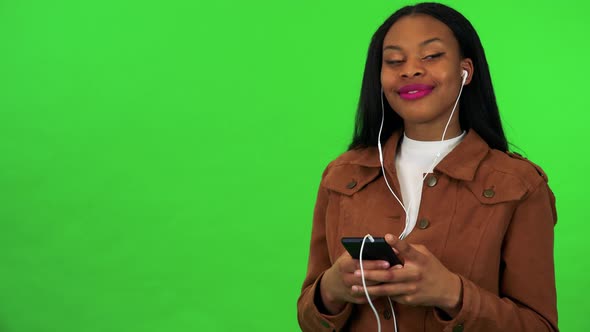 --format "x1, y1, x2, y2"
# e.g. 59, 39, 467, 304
401, 131, 467, 152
